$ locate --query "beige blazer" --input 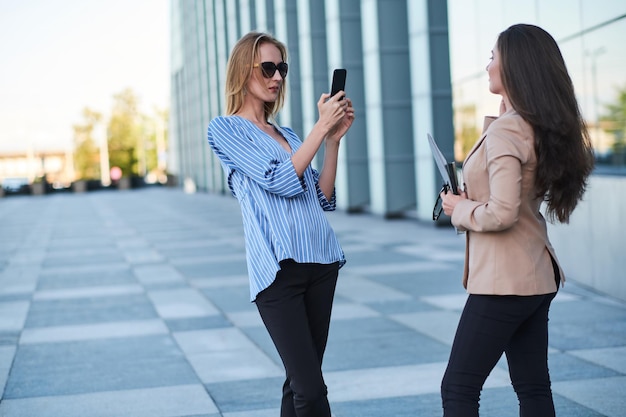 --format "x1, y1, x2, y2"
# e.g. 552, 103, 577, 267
451, 109, 563, 295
